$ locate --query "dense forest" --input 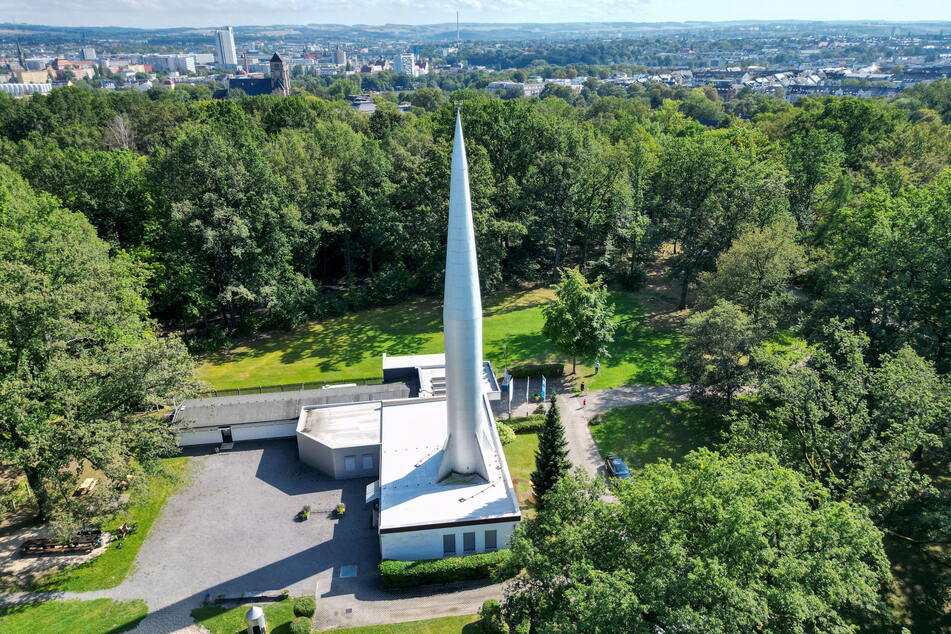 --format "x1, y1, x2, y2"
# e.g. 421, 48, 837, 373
0, 80, 948, 362
0, 78, 948, 627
